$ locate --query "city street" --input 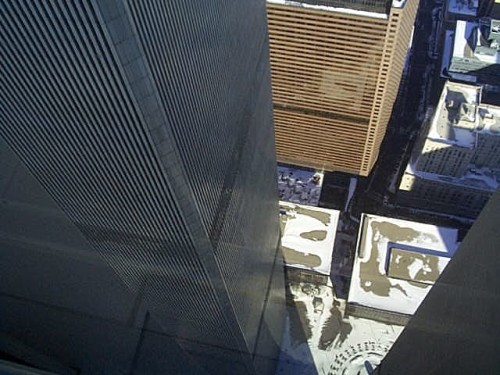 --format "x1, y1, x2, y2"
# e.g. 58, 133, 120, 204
365, 0, 445, 202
